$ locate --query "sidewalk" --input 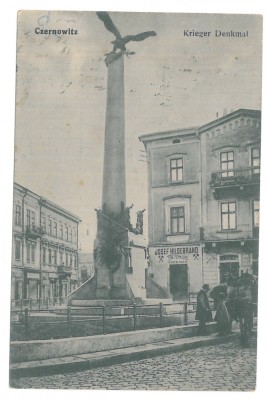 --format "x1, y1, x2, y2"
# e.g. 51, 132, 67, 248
10, 331, 239, 379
